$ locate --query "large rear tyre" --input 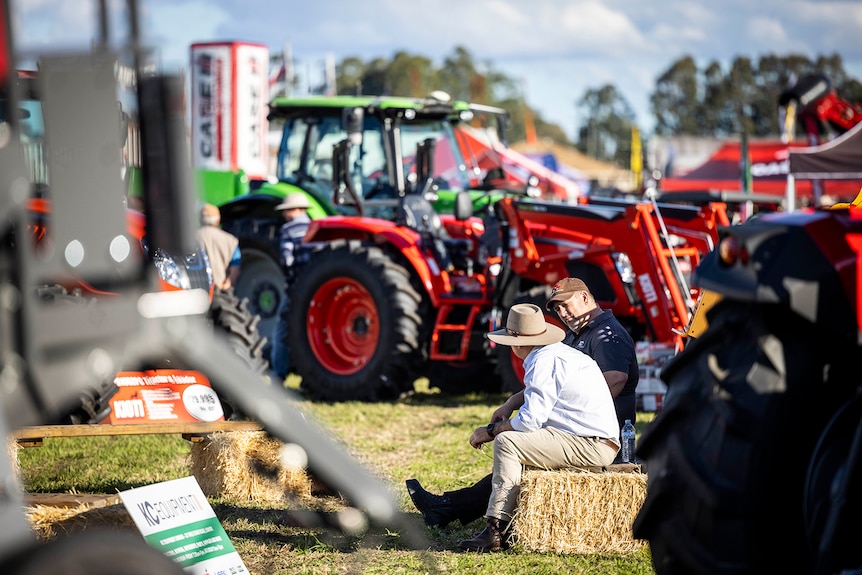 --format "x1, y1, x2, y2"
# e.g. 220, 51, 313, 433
426, 361, 497, 395
208, 287, 270, 418
208, 287, 269, 378
494, 286, 556, 393
287, 241, 423, 401
234, 247, 284, 351
633, 301, 857, 575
